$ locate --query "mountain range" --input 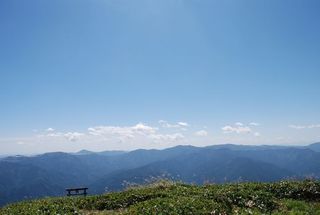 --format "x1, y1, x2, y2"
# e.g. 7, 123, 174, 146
1, 142, 320, 206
